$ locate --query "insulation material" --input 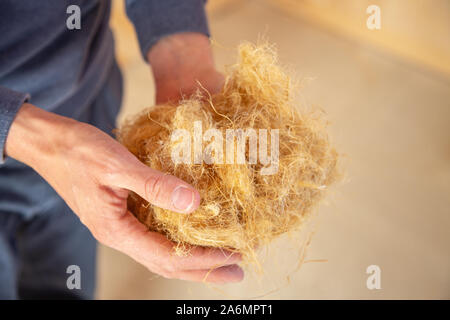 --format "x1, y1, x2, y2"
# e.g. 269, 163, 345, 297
117, 42, 339, 267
